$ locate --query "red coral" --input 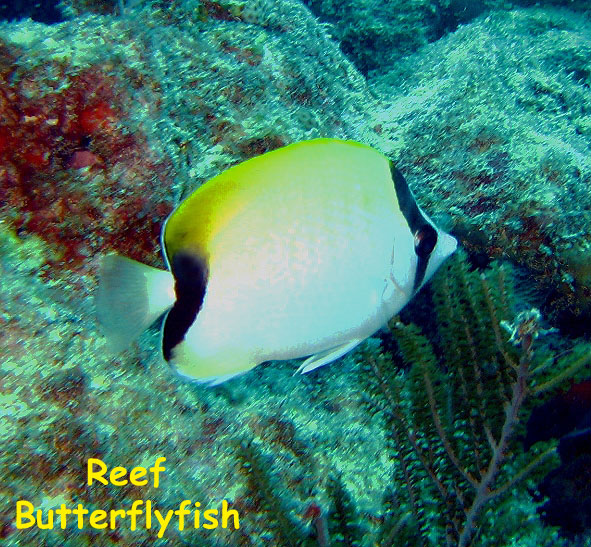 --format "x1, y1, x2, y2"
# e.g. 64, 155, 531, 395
200, 1, 240, 22
78, 101, 116, 134
0, 45, 173, 276
69, 149, 102, 169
